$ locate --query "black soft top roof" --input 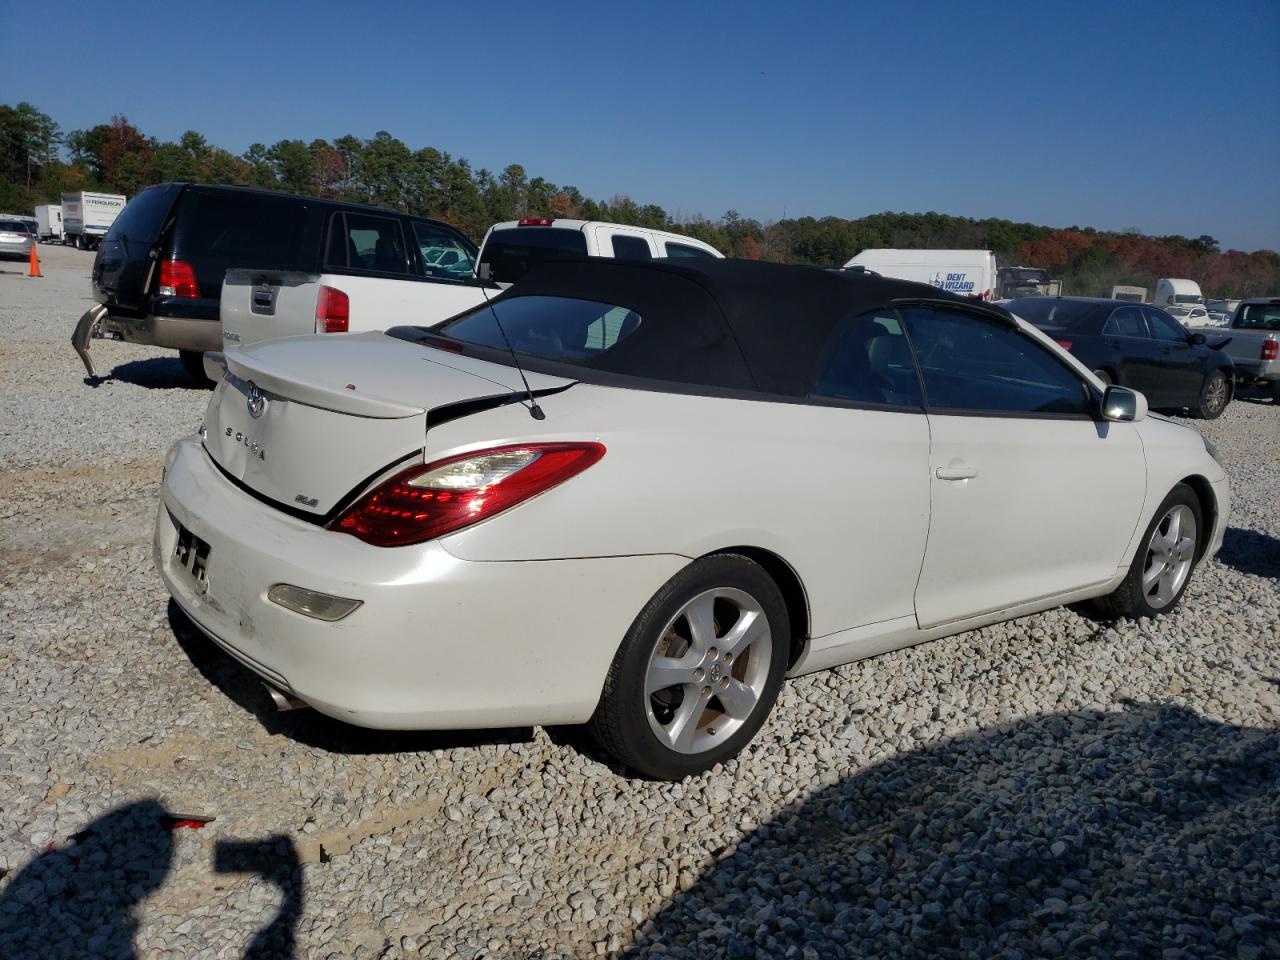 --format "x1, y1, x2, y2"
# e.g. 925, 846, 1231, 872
487, 257, 1006, 396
